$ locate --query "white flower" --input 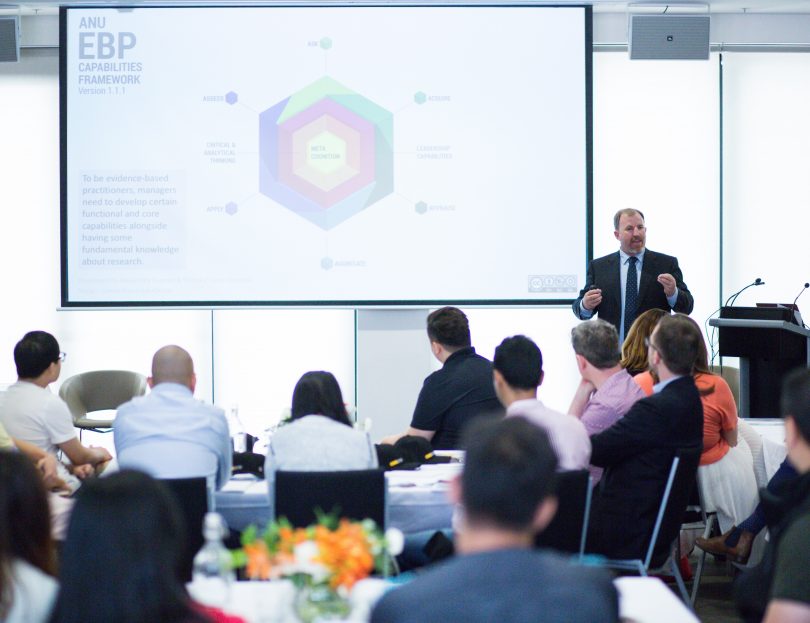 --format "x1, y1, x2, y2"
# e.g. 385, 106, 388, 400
282, 541, 328, 583
384, 528, 404, 556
